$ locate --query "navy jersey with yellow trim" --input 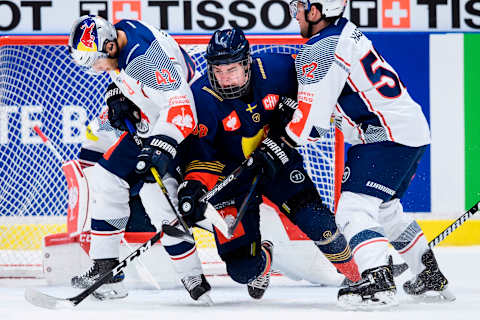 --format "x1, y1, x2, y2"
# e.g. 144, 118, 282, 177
180, 53, 297, 188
